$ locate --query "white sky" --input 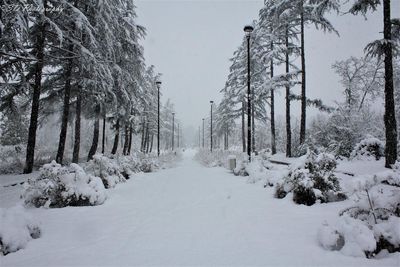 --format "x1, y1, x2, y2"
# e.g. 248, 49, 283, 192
135, 0, 400, 143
